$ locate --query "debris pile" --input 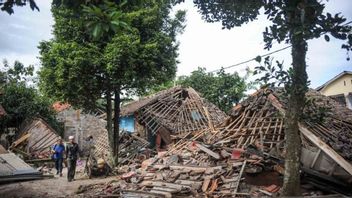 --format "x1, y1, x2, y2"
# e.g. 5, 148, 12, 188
120, 86, 227, 144
118, 132, 151, 166
9, 118, 60, 161
93, 131, 152, 168
0, 153, 51, 183
56, 107, 107, 156
79, 88, 352, 197
79, 136, 285, 197
135, 86, 227, 137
